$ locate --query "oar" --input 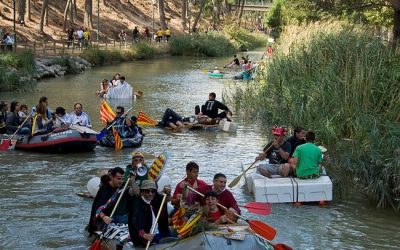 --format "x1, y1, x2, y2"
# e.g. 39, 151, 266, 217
228, 143, 275, 188
145, 193, 168, 250
186, 186, 276, 241
0, 113, 32, 151
96, 107, 133, 140
242, 202, 272, 216
89, 179, 130, 250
